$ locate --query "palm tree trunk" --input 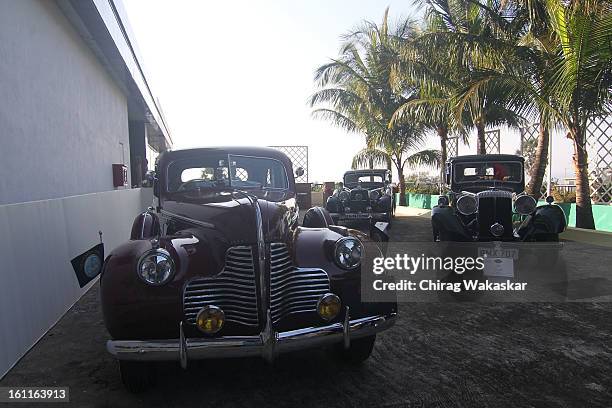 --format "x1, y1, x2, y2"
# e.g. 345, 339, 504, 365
438, 126, 448, 185
526, 122, 549, 198
476, 120, 486, 154
570, 123, 595, 229
398, 167, 407, 206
